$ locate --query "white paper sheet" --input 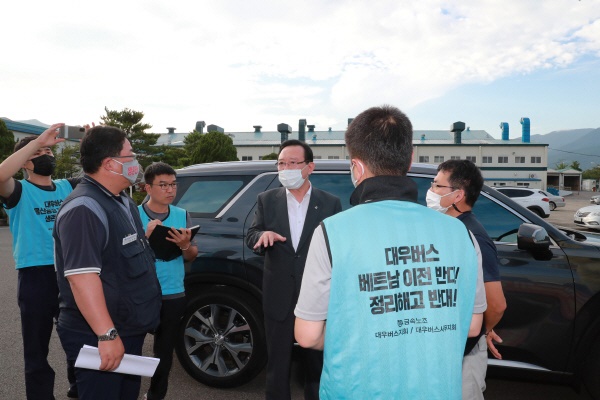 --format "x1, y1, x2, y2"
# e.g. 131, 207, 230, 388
74, 345, 160, 377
